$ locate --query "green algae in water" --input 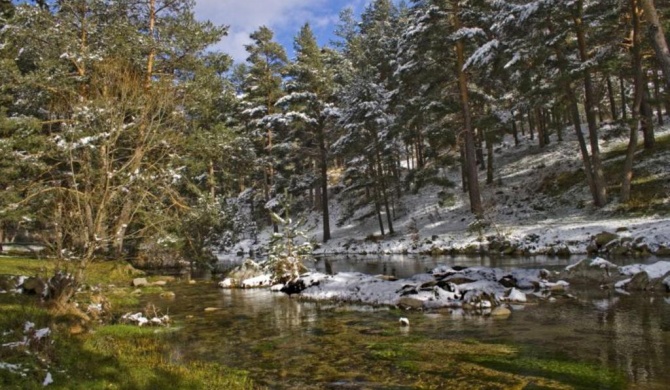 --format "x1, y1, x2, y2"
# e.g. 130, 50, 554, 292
464, 352, 626, 390
138, 276, 670, 389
